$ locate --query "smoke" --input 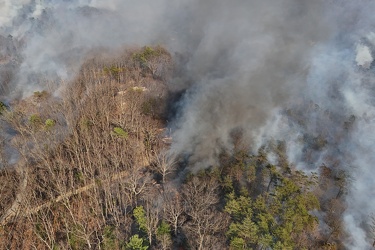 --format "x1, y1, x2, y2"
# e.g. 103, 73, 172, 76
0, 0, 374, 248
259, 2, 375, 248
168, 0, 332, 171
0, 0, 176, 98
